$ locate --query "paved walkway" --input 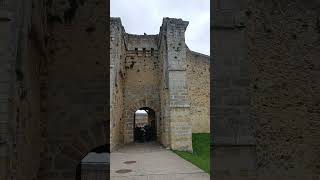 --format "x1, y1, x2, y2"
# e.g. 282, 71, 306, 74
110, 142, 210, 180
